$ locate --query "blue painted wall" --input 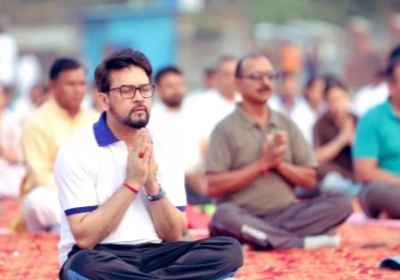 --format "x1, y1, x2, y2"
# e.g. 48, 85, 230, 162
81, 7, 177, 83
